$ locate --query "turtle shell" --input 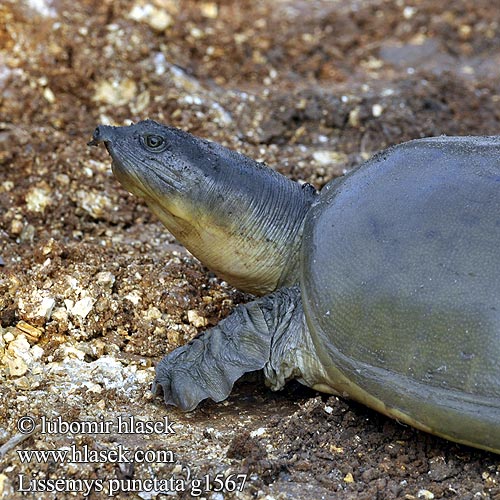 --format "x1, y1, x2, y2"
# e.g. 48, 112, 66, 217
301, 136, 500, 452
